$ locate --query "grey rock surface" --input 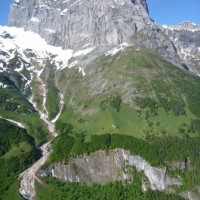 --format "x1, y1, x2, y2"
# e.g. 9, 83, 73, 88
180, 191, 200, 200
163, 22, 200, 75
9, 0, 184, 67
37, 148, 181, 191
9, 0, 150, 50
132, 23, 181, 66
